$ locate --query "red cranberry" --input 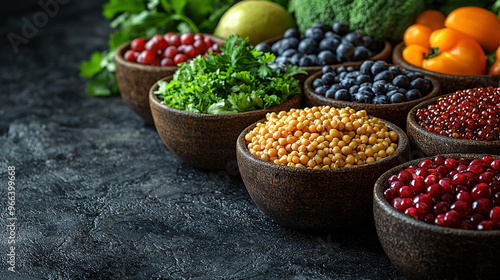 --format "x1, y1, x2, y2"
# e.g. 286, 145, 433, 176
462, 171, 478, 185
481, 154, 495, 165
168, 34, 181, 47
438, 178, 453, 193
410, 177, 427, 193
418, 159, 434, 169
477, 220, 495, 230
434, 201, 450, 215
460, 219, 474, 230
468, 164, 484, 175
399, 186, 415, 198
452, 173, 469, 186
180, 32, 194, 45
470, 159, 486, 168
441, 192, 454, 203
124, 50, 138, 62
415, 202, 430, 215
390, 181, 405, 192
478, 171, 494, 183
397, 170, 412, 184
193, 40, 207, 54
442, 210, 461, 228
490, 206, 500, 225
145, 39, 160, 54
404, 207, 419, 220
131, 38, 146, 52
164, 46, 177, 59
455, 184, 471, 194
491, 182, 500, 194
204, 37, 214, 48
183, 45, 197, 58
470, 213, 486, 227
494, 192, 500, 206
424, 174, 439, 187
415, 168, 429, 178
413, 193, 432, 206
422, 213, 434, 224
444, 158, 459, 170
152, 34, 168, 50
163, 32, 175, 42
471, 183, 492, 200
456, 191, 473, 205
436, 165, 448, 176
384, 188, 396, 201
458, 159, 468, 166
472, 198, 493, 216
427, 183, 444, 200
388, 175, 398, 184
193, 33, 204, 41
434, 155, 445, 166
447, 169, 458, 179
173, 54, 188, 65
160, 58, 174, 67
392, 197, 413, 212
137, 50, 155, 65
491, 159, 500, 171
456, 165, 468, 173
450, 200, 471, 217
